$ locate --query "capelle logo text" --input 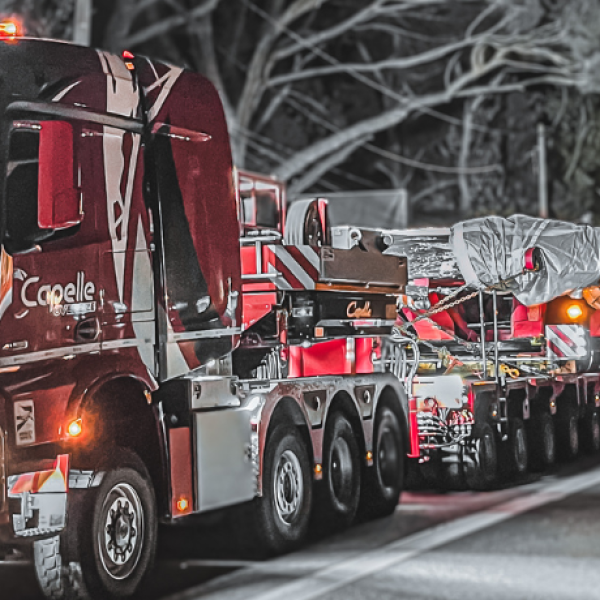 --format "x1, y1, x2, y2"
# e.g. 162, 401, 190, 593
21, 271, 96, 316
